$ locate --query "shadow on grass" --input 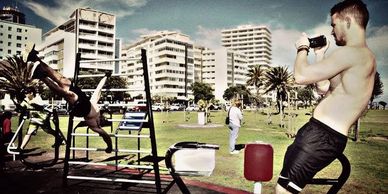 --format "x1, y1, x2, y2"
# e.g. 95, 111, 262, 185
235, 144, 245, 151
